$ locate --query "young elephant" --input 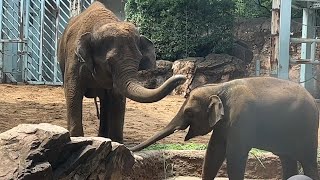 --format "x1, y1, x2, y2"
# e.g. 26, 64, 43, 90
58, 1, 186, 142
130, 77, 320, 180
